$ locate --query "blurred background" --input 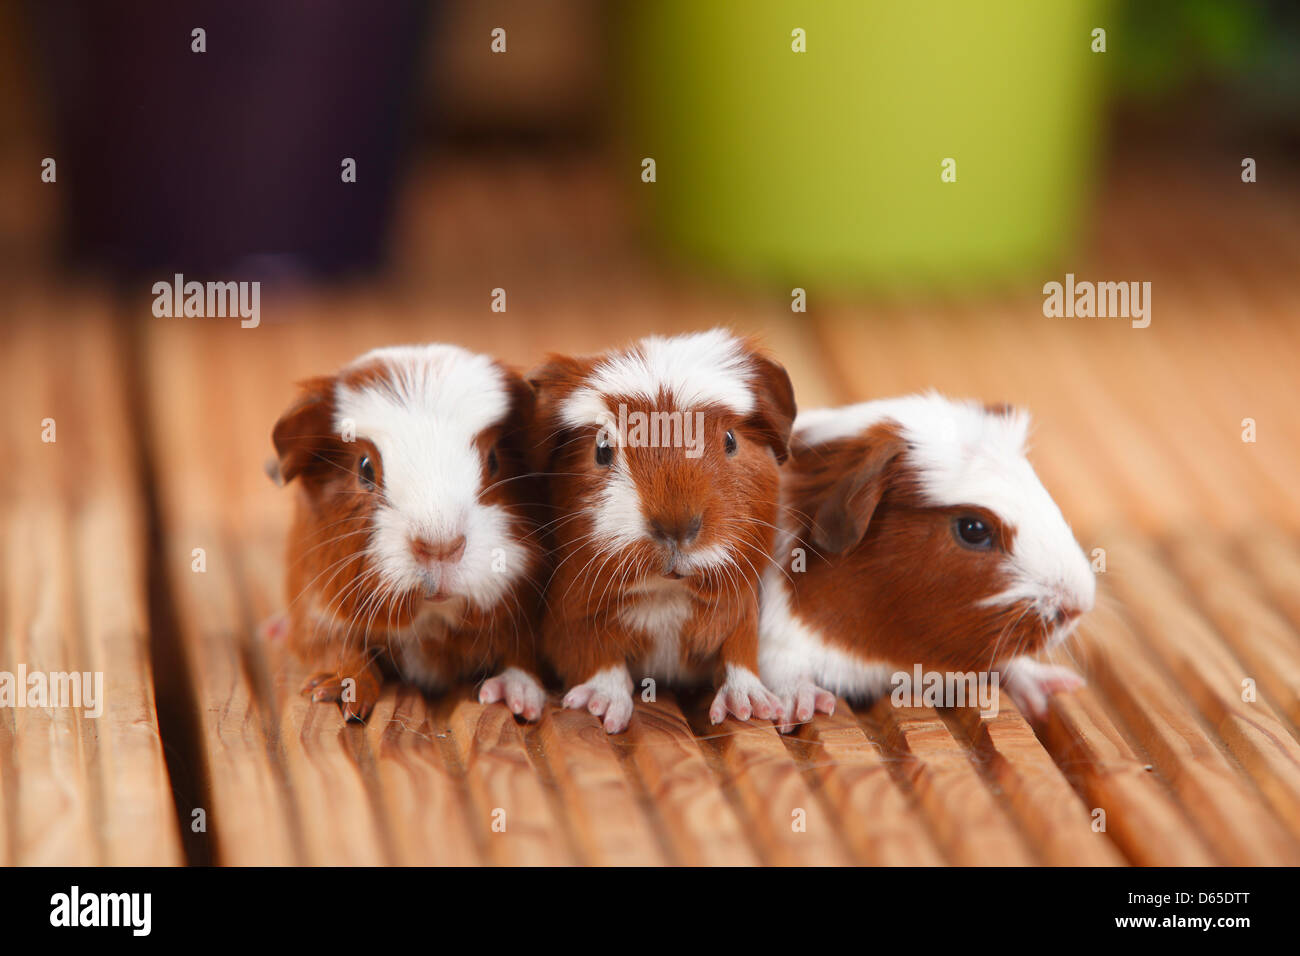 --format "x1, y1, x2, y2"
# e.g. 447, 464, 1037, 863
0, 0, 1297, 538
3, 0, 1298, 289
